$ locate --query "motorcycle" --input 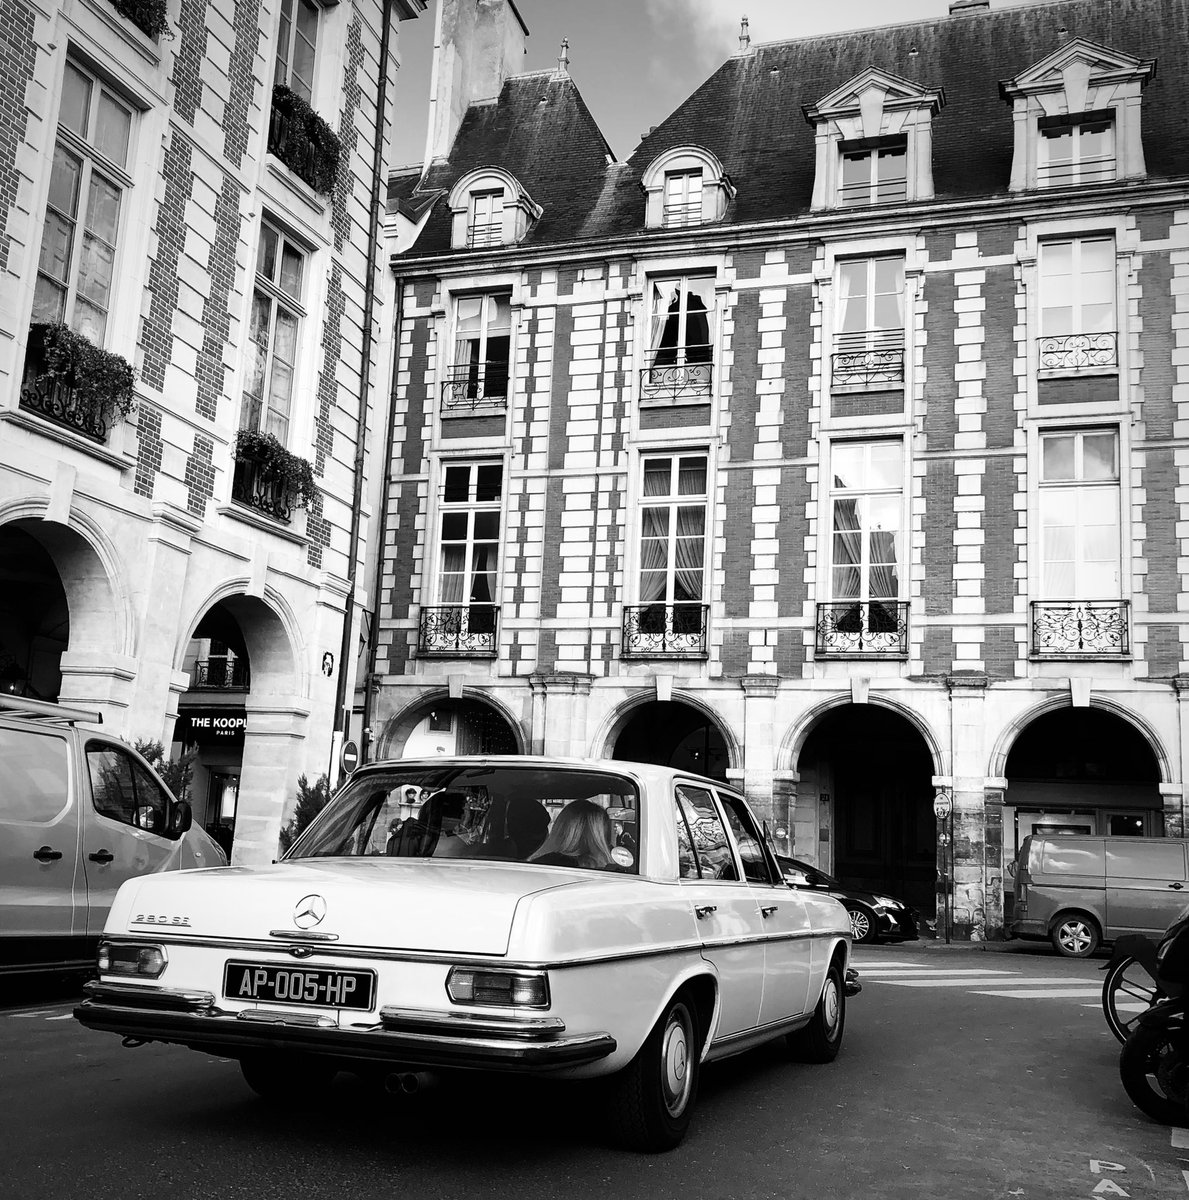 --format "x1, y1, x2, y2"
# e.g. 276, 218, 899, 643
1118, 907, 1189, 1124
